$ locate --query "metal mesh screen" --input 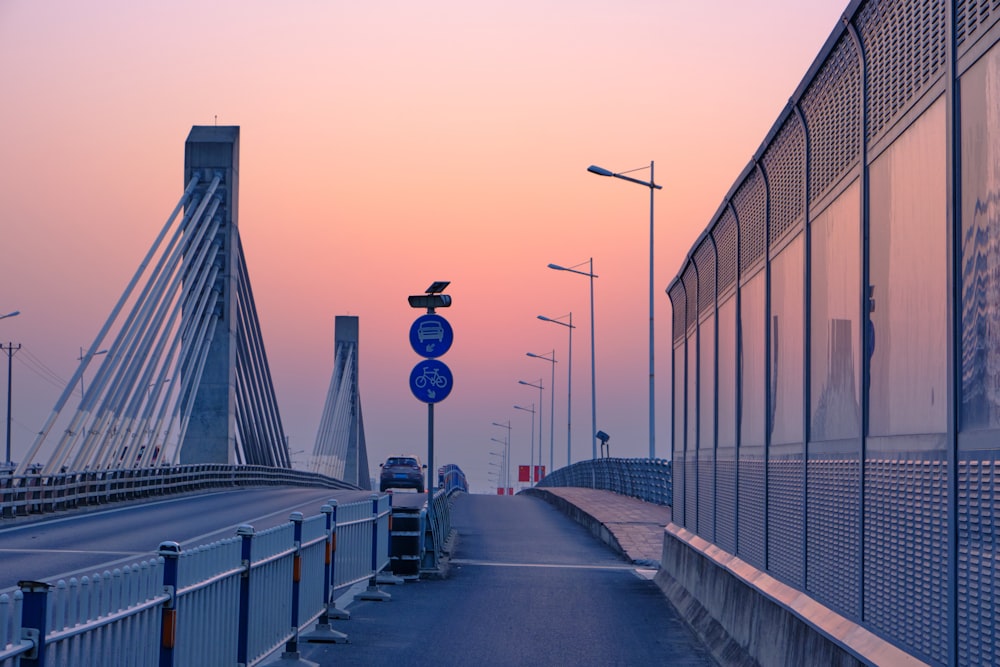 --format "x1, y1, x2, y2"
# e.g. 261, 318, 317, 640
715, 457, 737, 554
806, 458, 861, 617
735, 169, 768, 276
686, 448, 698, 530
800, 36, 862, 205
958, 457, 1000, 667
695, 239, 717, 315
864, 458, 948, 665
956, 0, 1000, 52
669, 283, 687, 343
858, 0, 947, 143
762, 116, 806, 247
713, 209, 739, 294
737, 456, 766, 569
698, 452, 716, 543
767, 457, 804, 586
683, 264, 699, 332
